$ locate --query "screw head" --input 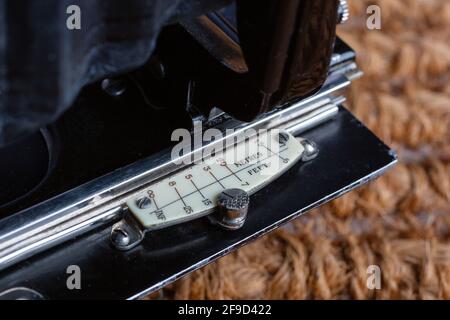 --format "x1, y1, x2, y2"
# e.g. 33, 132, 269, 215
300, 139, 319, 162
136, 196, 152, 209
110, 228, 131, 247
211, 189, 250, 230
277, 132, 290, 145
